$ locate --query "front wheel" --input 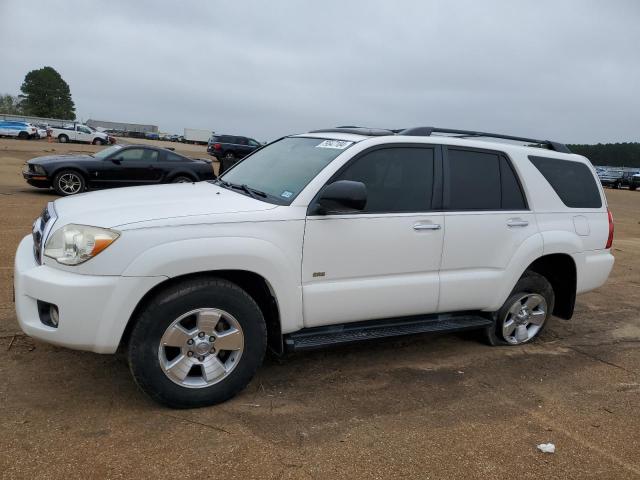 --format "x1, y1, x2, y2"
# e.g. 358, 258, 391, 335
53, 169, 86, 196
93, 138, 105, 145
127, 277, 267, 408
58, 134, 69, 143
484, 272, 554, 346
